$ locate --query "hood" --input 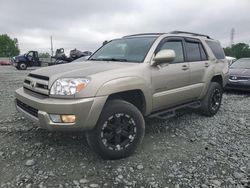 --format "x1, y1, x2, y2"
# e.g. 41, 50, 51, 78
30, 61, 137, 81
229, 68, 250, 77
14, 55, 26, 61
